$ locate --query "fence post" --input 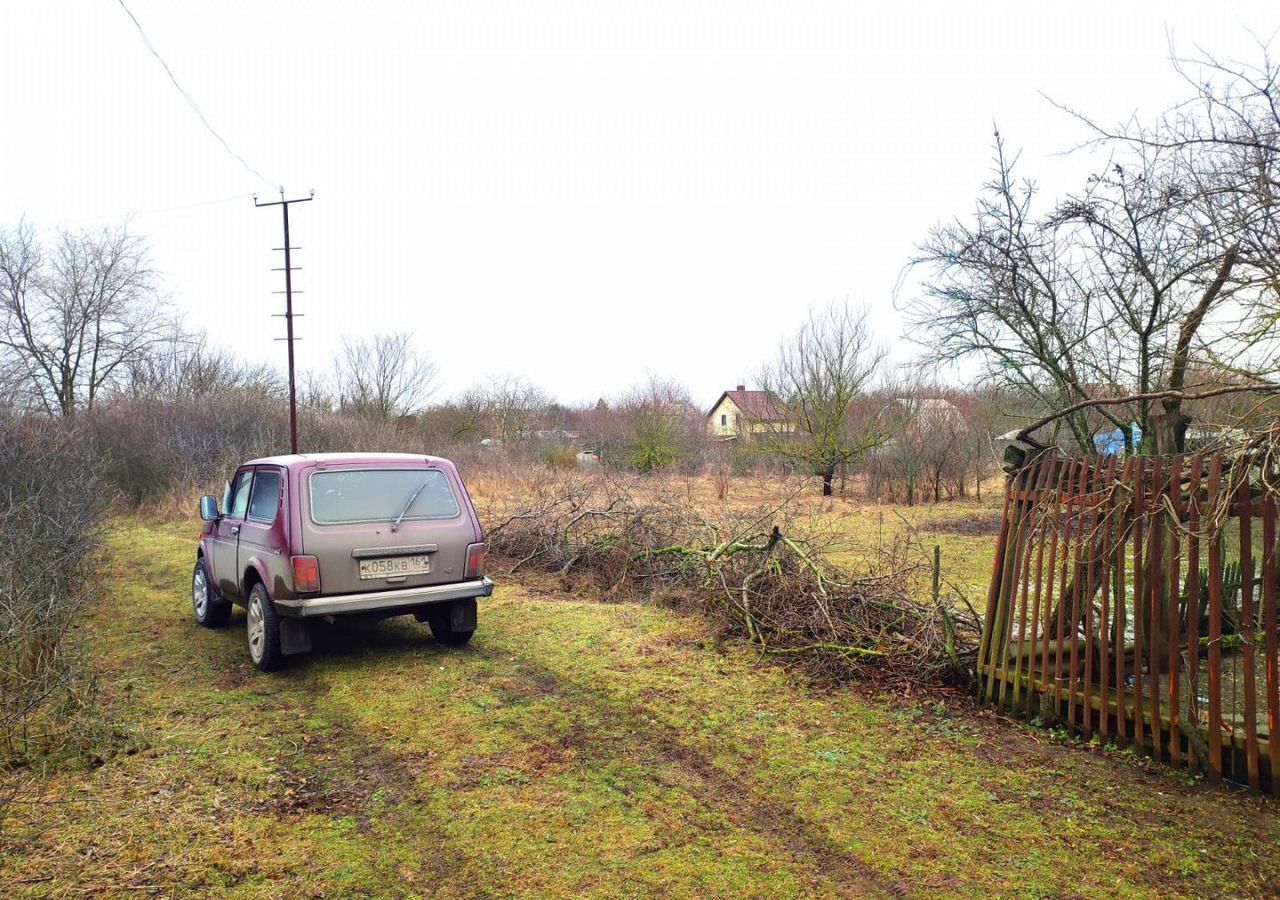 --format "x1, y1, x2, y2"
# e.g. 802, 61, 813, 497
932, 544, 941, 606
